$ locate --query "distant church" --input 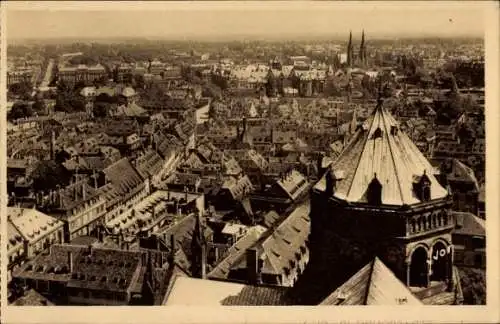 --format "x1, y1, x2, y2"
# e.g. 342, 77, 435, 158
294, 91, 463, 305
346, 30, 368, 67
